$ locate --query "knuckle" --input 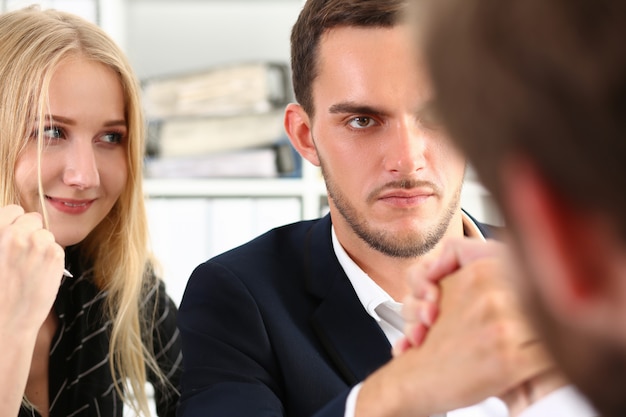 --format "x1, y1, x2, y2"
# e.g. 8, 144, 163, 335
475, 290, 510, 319
491, 320, 517, 347
3, 204, 25, 217
471, 259, 499, 283
22, 211, 44, 226
53, 244, 65, 263
31, 230, 51, 249
482, 321, 524, 374
2, 227, 29, 251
